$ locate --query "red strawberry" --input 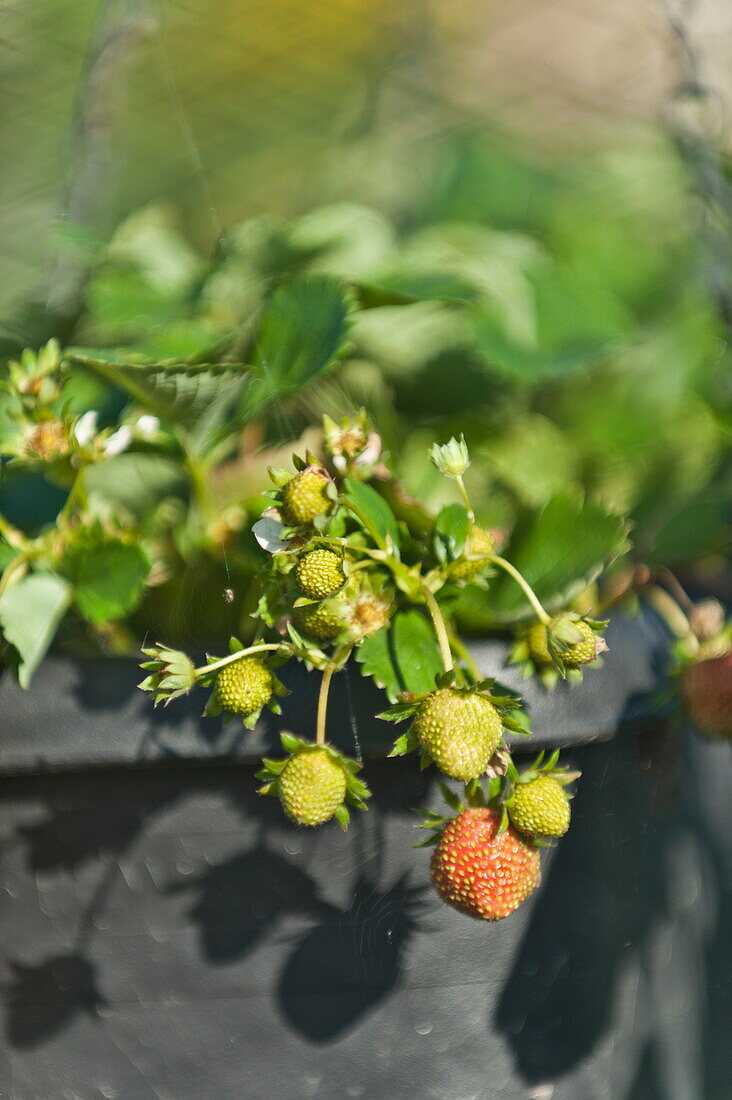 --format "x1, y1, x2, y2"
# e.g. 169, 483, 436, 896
430, 807, 540, 921
681, 651, 732, 739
